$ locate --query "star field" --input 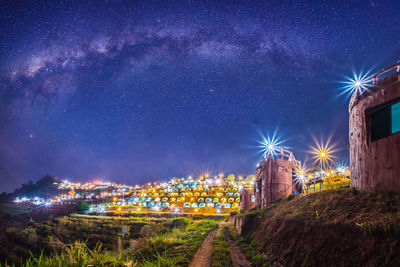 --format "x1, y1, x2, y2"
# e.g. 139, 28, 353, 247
0, 0, 400, 192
